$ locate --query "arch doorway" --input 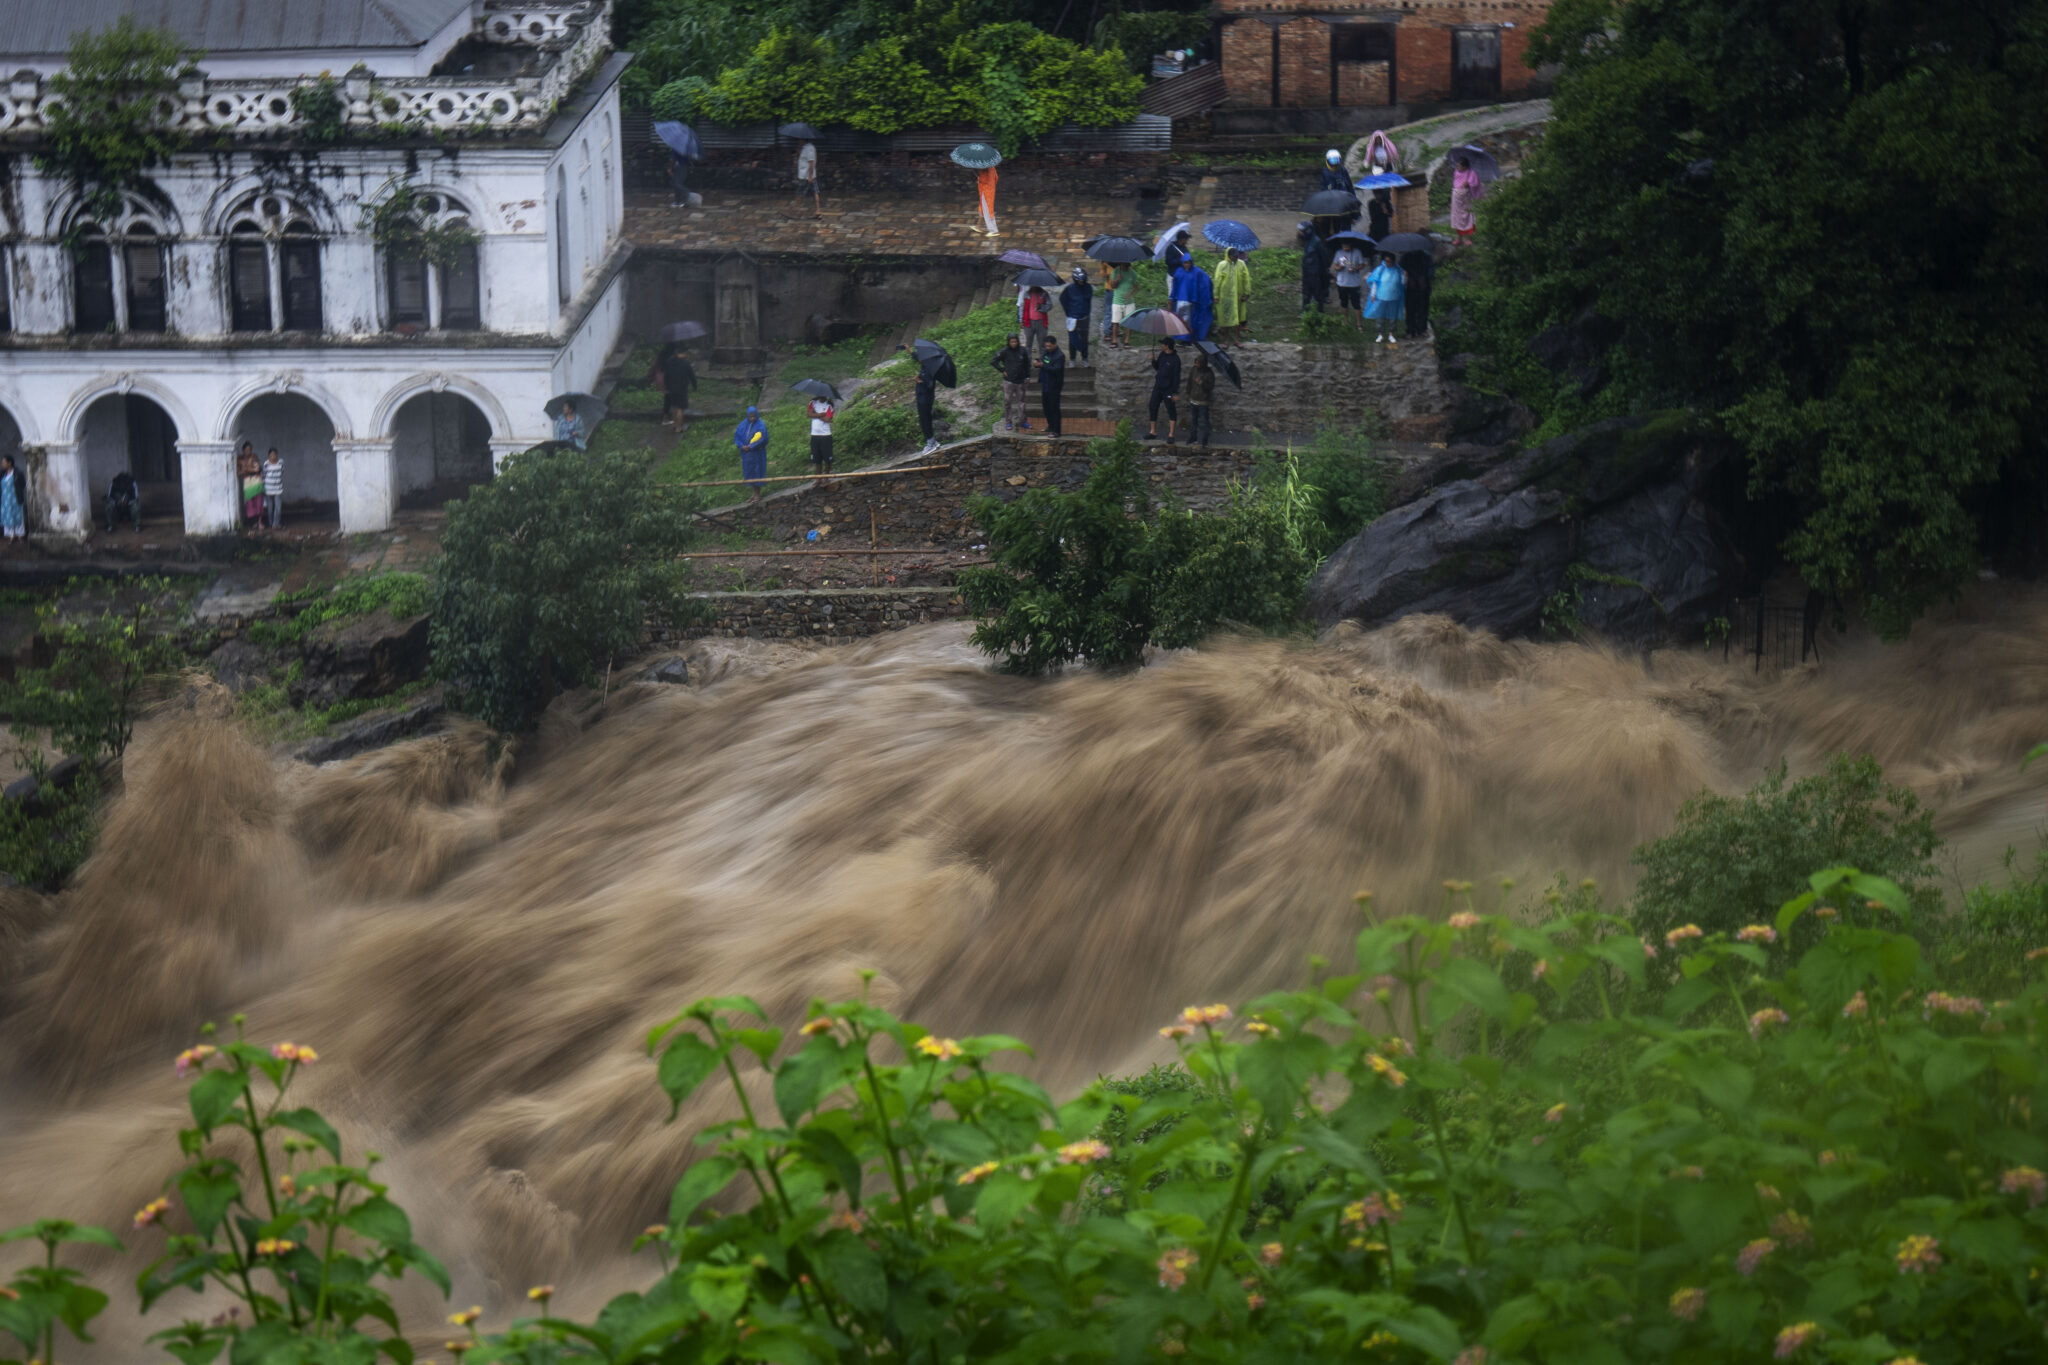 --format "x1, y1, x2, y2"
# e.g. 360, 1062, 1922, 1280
78, 393, 181, 531
230, 394, 339, 528
393, 392, 493, 509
